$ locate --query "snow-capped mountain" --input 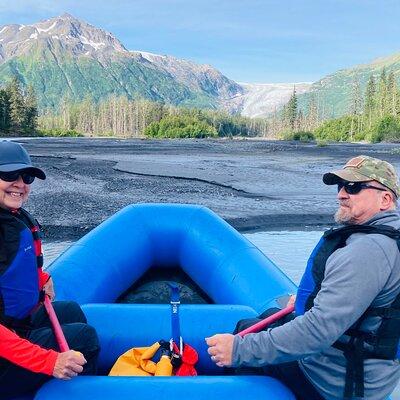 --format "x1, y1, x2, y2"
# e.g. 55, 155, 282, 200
0, 13, 127, 62
0, 14, 311, 115
0, 14, 243, 109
